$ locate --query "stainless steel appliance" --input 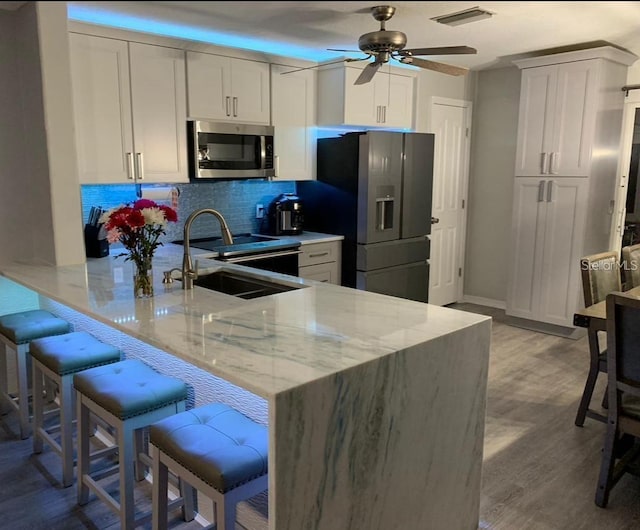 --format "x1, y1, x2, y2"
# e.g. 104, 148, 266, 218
187, 120, 275, 179
265, 193, 304, 236
297, 131, 434, 303
172, 234, 301, 276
